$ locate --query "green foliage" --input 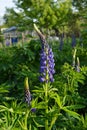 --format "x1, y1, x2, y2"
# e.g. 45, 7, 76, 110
3, 0, 81, 34
0, 33, 87, 129
1, 1, 87, 128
